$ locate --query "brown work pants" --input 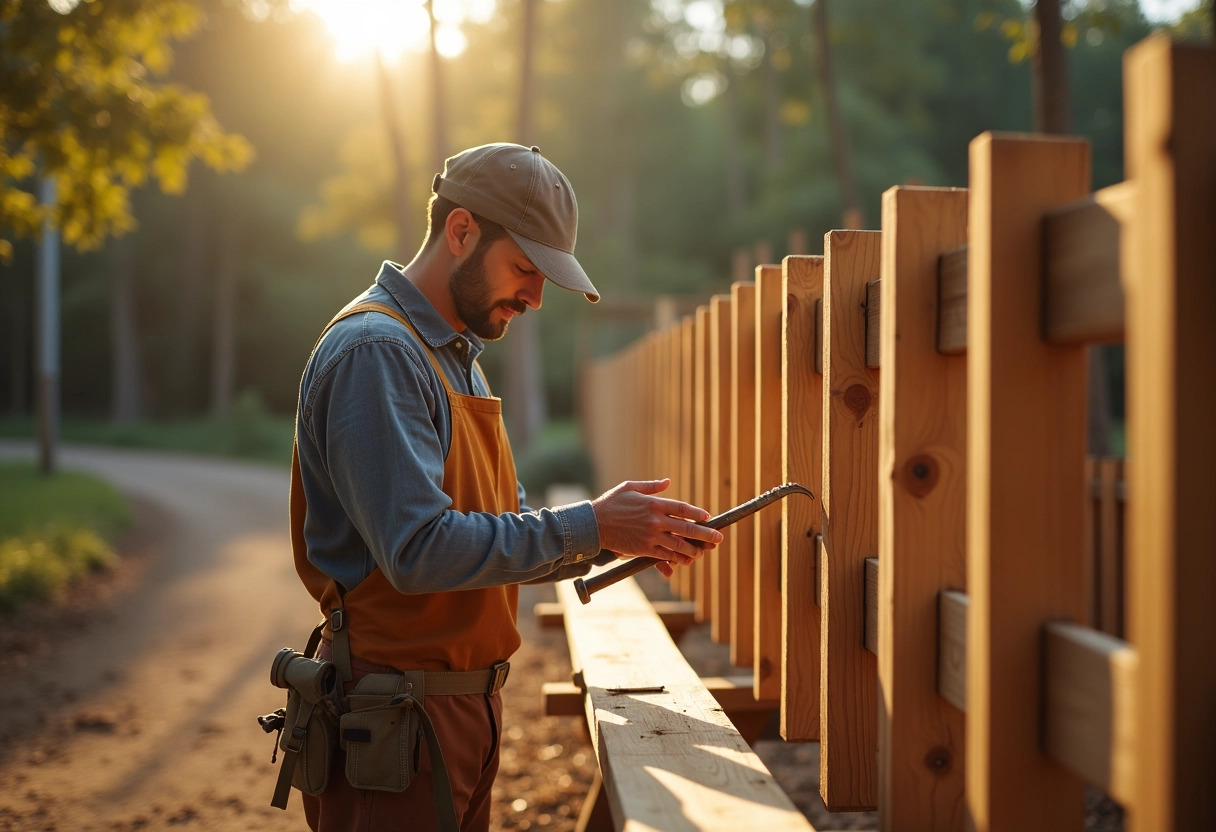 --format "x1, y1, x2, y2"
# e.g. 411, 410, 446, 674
303, 647, 503, 832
